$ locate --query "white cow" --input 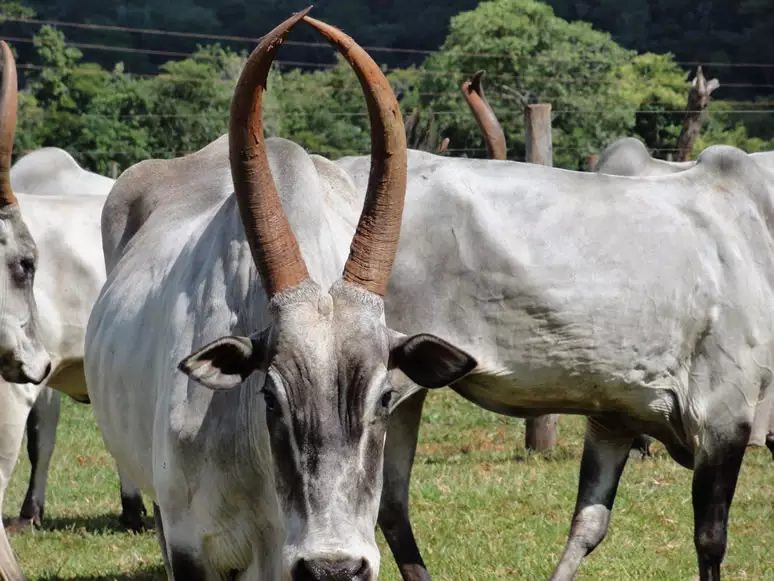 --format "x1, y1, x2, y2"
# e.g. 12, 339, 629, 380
596, 136, 774, 455
85, 12, 475, 581
0, 44, 115, 580
333, 139, 774, 580
3, 147, 148, 536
